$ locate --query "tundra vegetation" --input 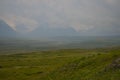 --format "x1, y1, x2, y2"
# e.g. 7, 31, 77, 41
0, 47, 120, 80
